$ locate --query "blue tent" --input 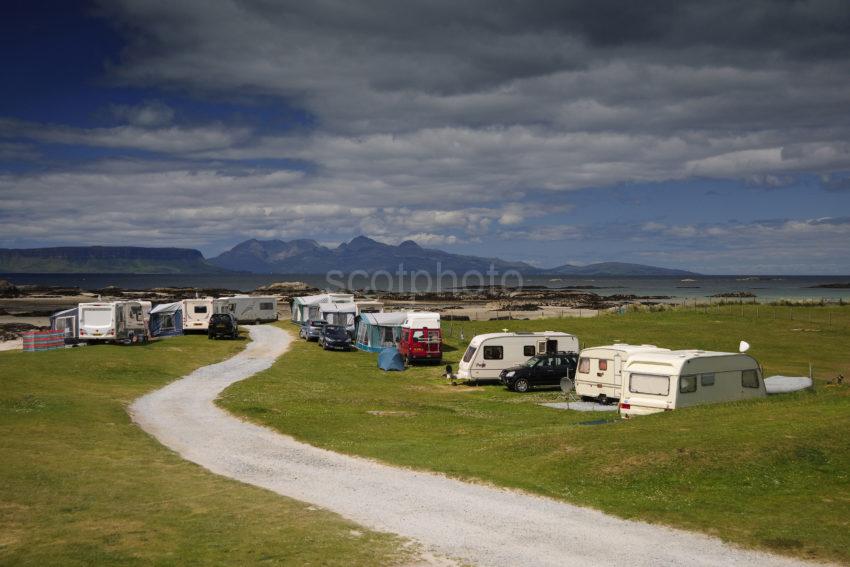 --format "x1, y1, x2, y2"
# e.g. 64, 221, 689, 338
149, 301, 183, 337
378, 347, 405, 371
